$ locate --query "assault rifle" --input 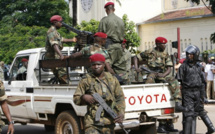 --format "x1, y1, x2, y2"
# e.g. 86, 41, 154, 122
92, 93, 130, 134
62, 22, 94, 52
